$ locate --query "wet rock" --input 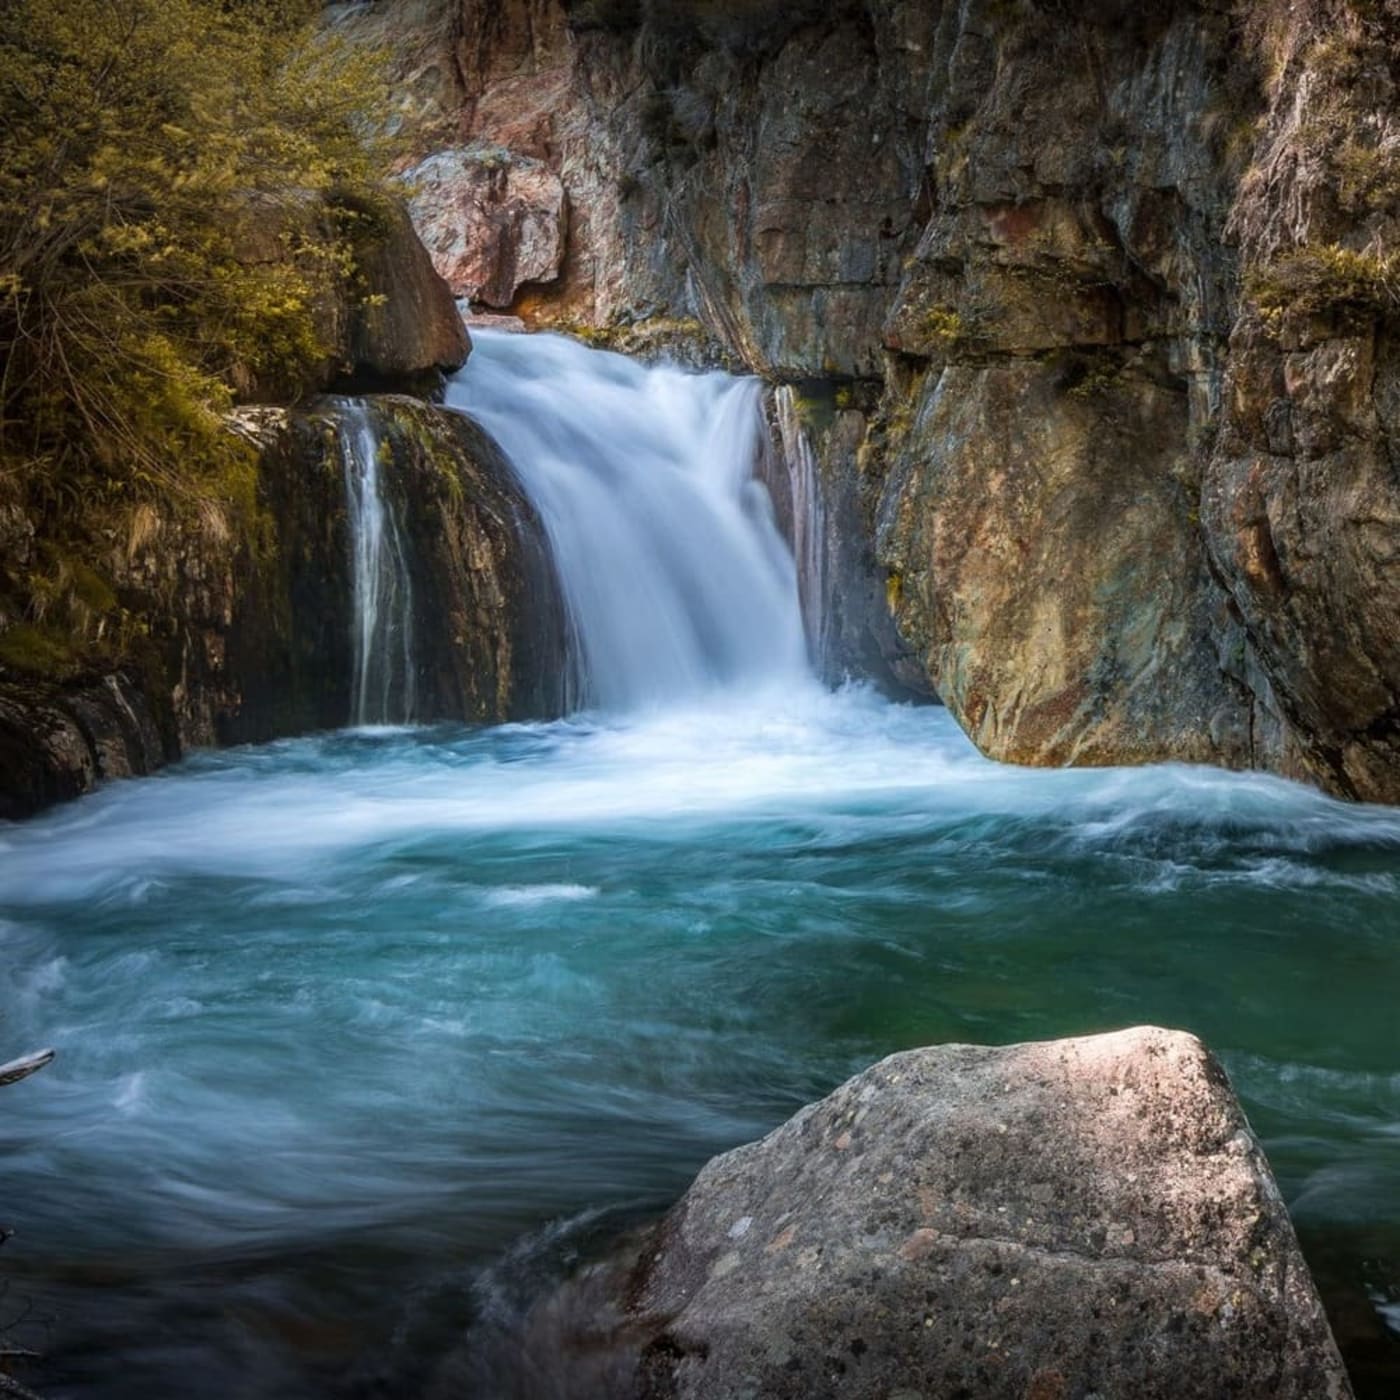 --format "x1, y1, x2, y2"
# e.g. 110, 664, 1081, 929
611, 1028, 1352, 1399
368, 396, 571, 723
0, 675, 168, 821
0, 399, 568, 818
186, 399, 567, 743
763, 381, 927, 696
